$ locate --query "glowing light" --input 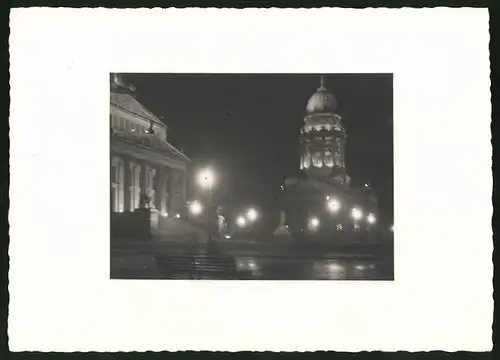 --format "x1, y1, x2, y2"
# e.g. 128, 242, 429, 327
336, 224, 343, 231
197, 168, 215, 189
247, 260, 257, 270
162, 212, 168, 217
351, 208, 363, 221
327, 262, 344, 274
224, 235, 232, 239
326, 195, 331, 200
390, 224, 394, 232
326, 198, 341, 213
367, 213, 376, 224
175, 213, 180, 219
189, 200, 203, 216
308, 216, 320, 232
314, 124, 323, 131
355, 264, 366, 271
236, 216, 246, 228
246, 208, 258, 222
